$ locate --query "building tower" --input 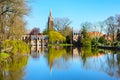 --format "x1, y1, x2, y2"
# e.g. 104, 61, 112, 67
48, 10, 54, 30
